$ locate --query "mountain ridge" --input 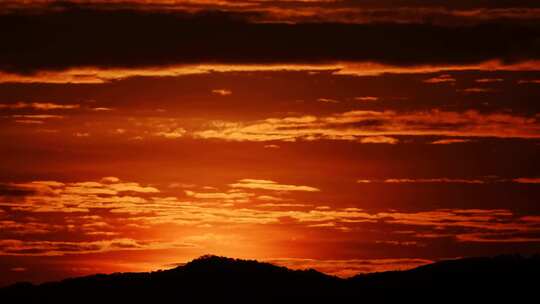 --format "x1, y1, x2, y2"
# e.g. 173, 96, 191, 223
2, 254, 538, 302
